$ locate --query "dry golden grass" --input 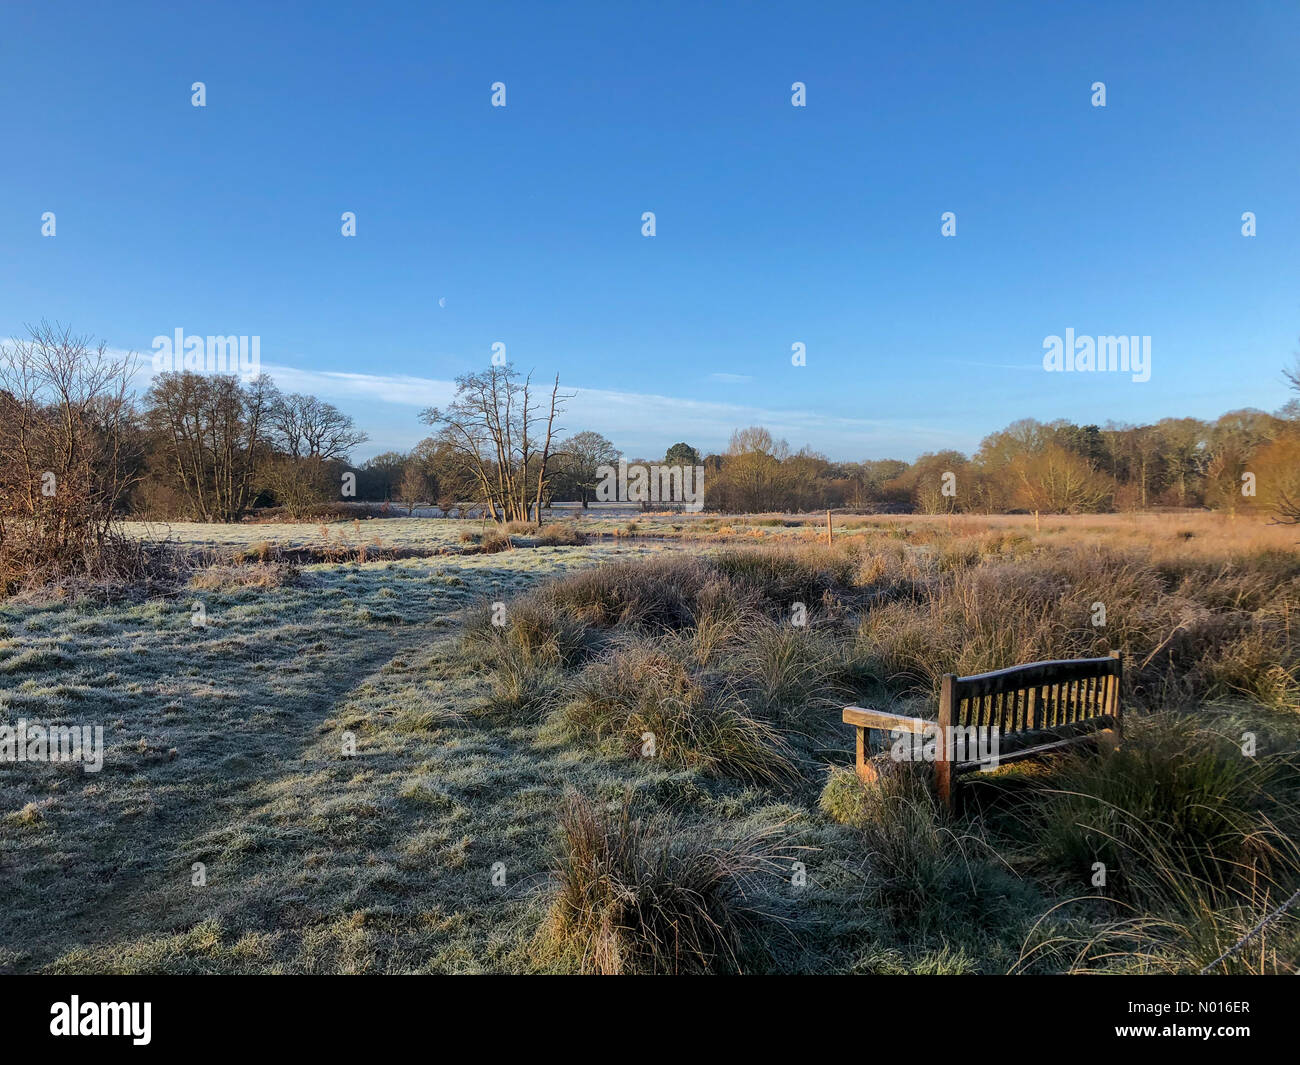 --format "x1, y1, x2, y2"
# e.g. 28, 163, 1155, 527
7, 509, 1295, 975
540, 791, 787, 974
